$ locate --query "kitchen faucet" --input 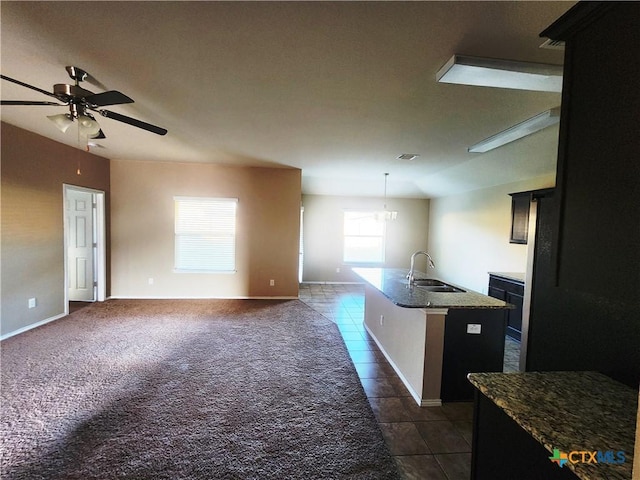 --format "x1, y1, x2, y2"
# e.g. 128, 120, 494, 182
406, 251, 435, 285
